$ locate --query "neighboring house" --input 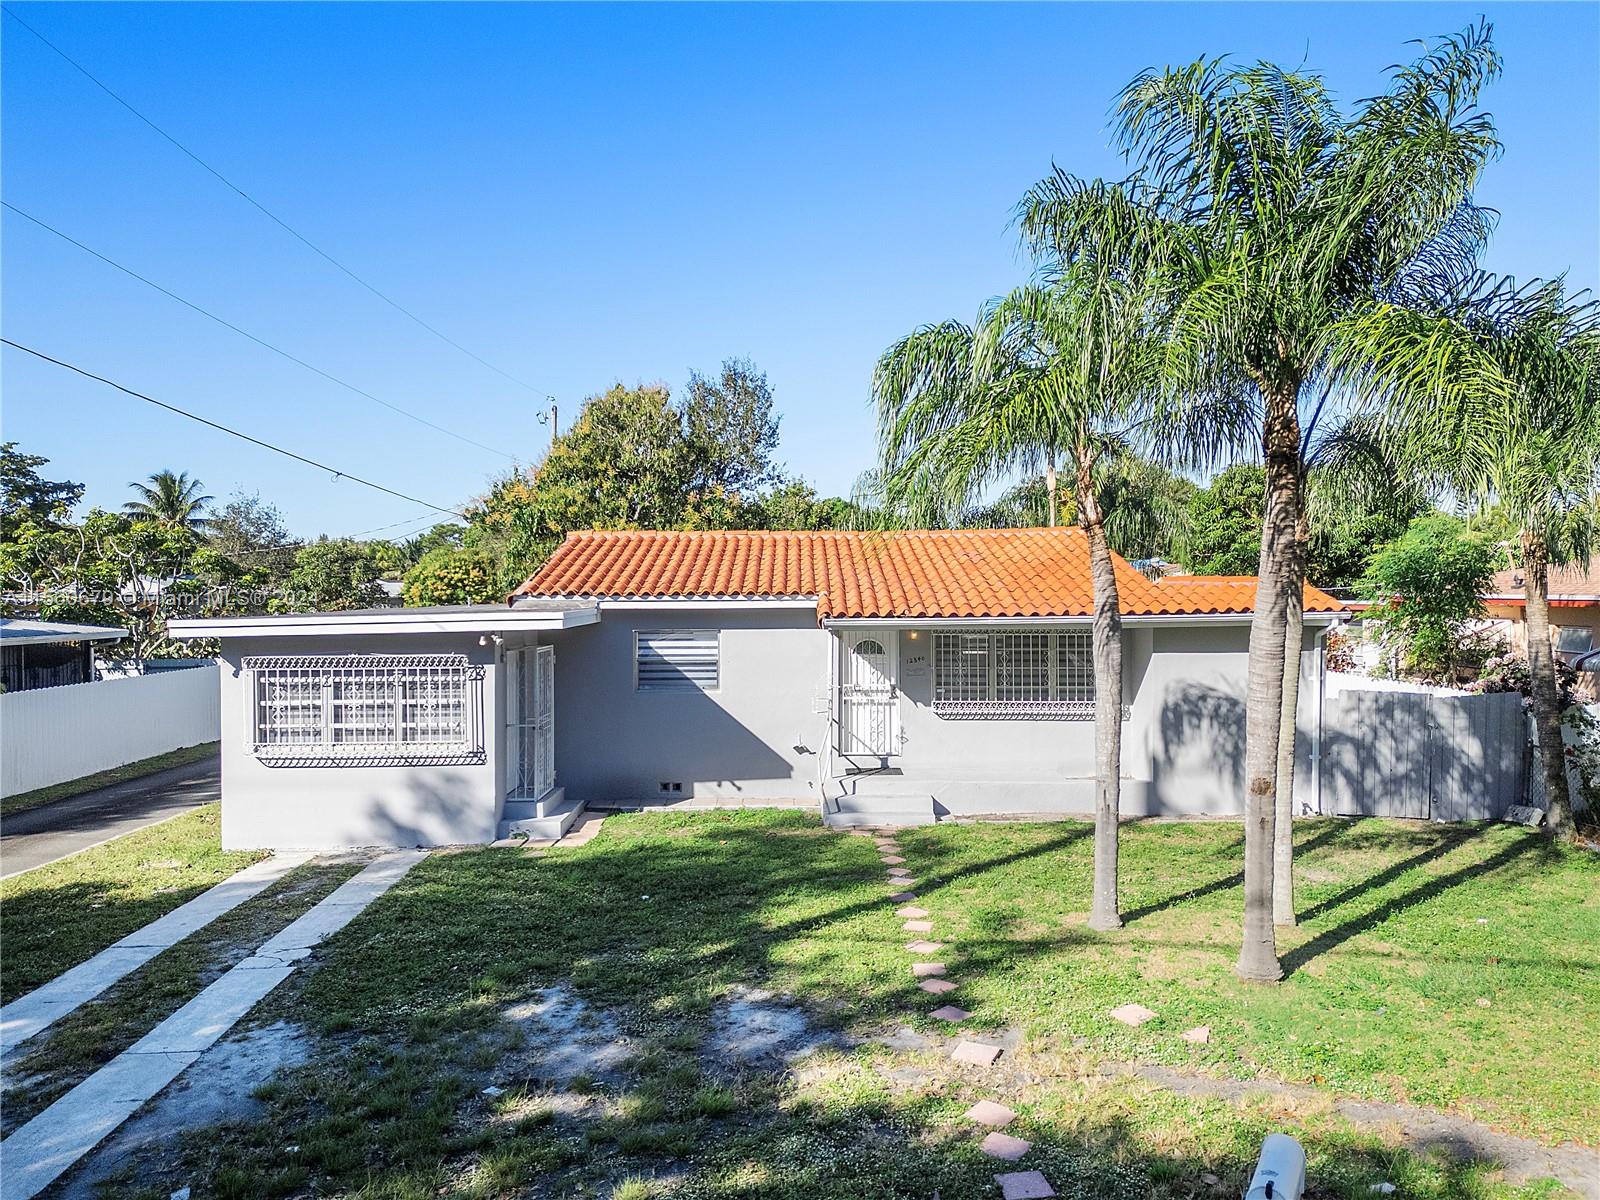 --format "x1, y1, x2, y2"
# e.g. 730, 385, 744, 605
1482, 555, 1600, 697
0, 619, 127, 692
169, 528, 1345, 850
